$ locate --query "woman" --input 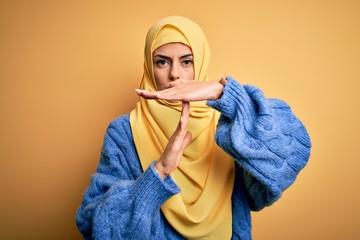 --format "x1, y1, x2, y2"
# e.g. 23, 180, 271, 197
76, 16, 311, 240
